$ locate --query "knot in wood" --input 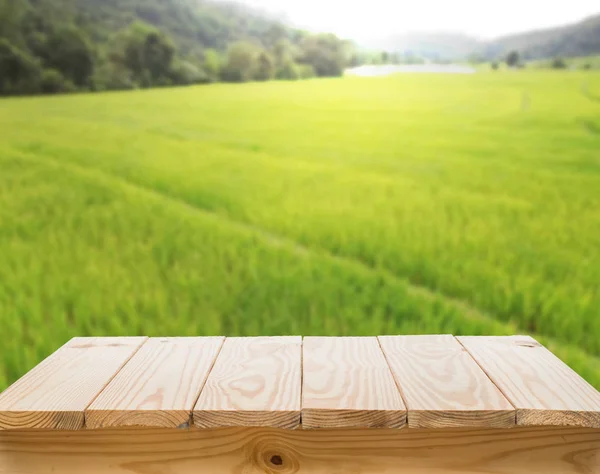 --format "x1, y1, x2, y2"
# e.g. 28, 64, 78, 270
246, 432, 299, 473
